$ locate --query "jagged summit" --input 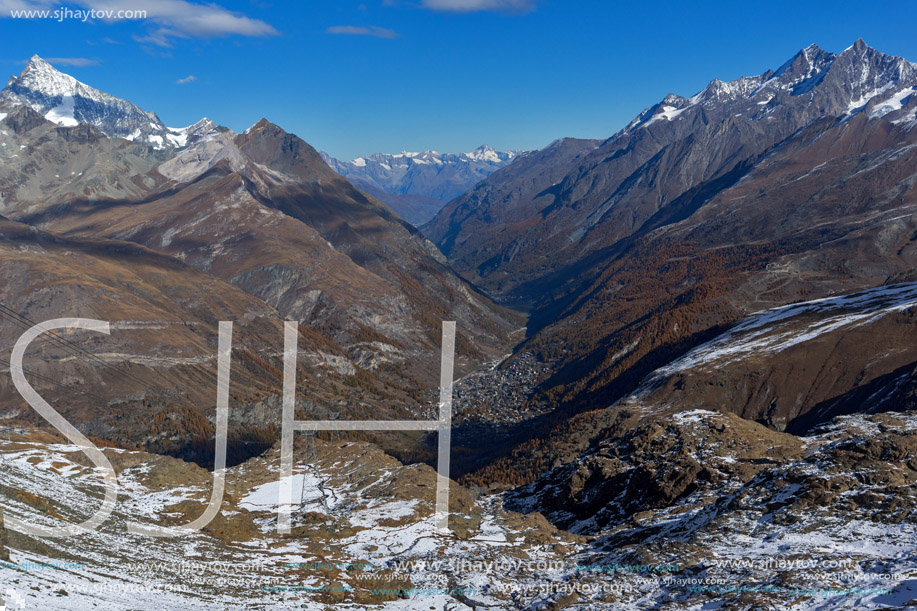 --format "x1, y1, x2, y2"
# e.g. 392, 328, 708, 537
624, 40, 917, 132
0, 55, 217, 149
770, 43, 835, 86
246, 117, 275, 132
464, 144, 507, 162
11, 55, 82, 104
847, 37, 870, 53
